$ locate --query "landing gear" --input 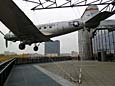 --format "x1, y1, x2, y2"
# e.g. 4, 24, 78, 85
19, 43, 25, 50
19, 42, 40, 51
33, 46, 38, 51
33, 43, 40, 51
